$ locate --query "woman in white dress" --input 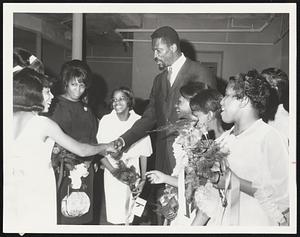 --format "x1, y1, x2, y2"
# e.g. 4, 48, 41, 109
5, 68, 116, 232
146, 82, 225, 226
96, 87, 152, 225
212, 70, 289, 226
